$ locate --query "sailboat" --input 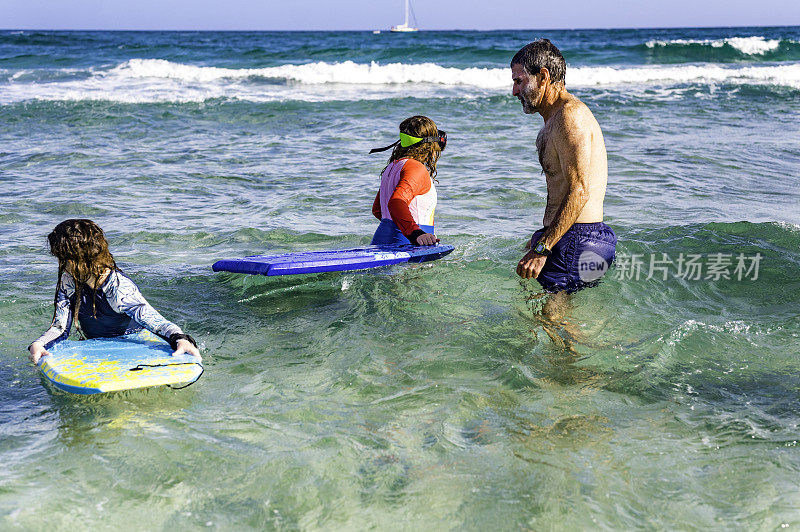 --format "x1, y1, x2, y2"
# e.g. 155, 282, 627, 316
390, 0, 419, 32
